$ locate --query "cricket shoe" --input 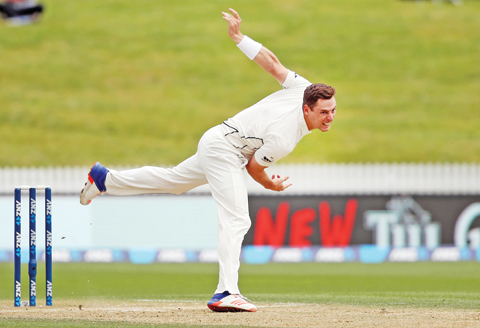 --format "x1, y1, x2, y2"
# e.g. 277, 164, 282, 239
207, 291, 257, 312
80, 162, 109, 205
